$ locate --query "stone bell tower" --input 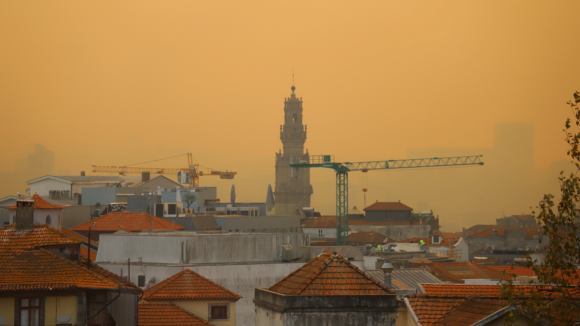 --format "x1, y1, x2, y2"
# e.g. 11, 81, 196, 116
274, 85, 313, 213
